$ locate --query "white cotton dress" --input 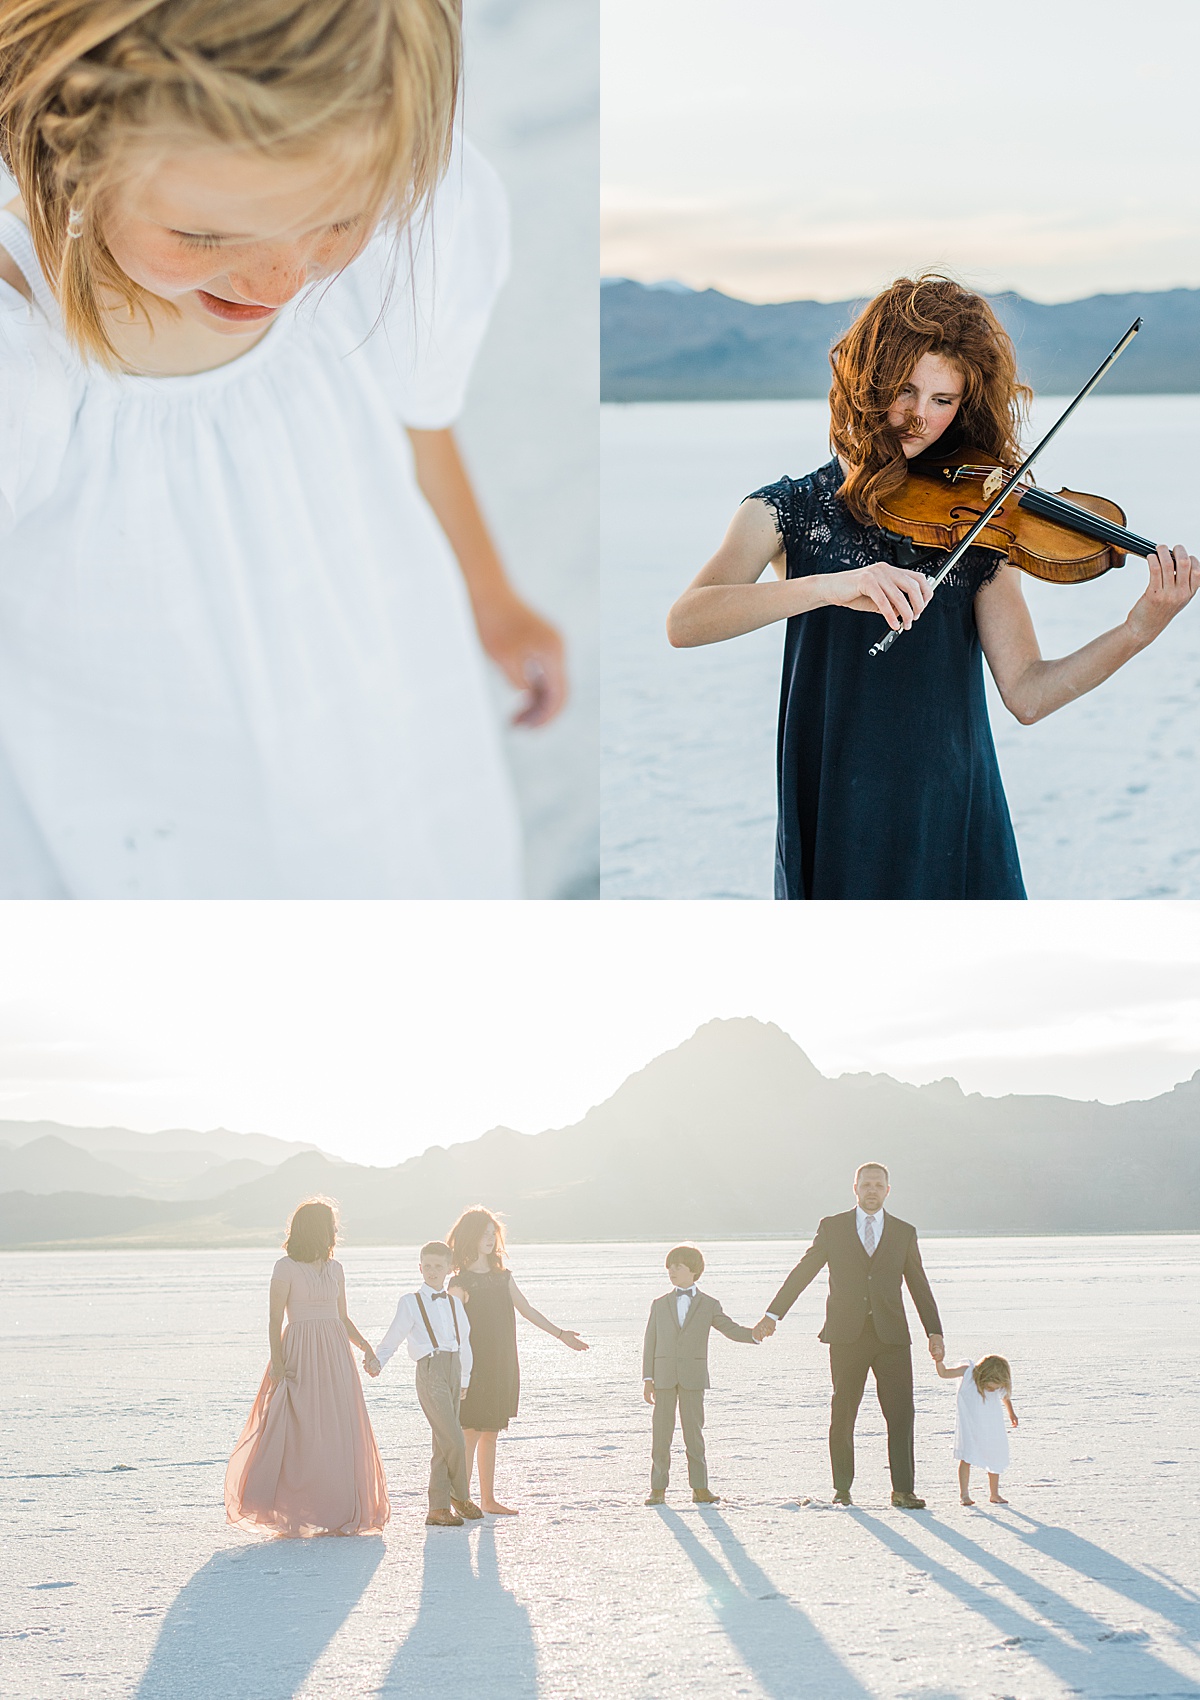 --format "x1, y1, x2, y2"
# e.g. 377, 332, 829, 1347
0, 141, 522, 897
953, 1361, 1011, 1472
